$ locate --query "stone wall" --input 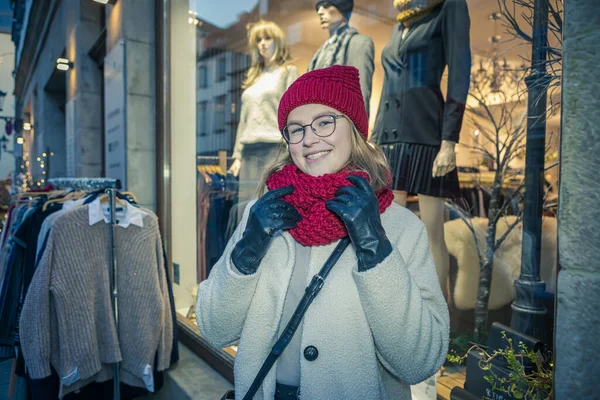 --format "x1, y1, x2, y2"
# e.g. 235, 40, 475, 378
16, 0, 157, 208
555, 0, 600, 398
106, 0, 156, 210
19, 0, 103, 180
